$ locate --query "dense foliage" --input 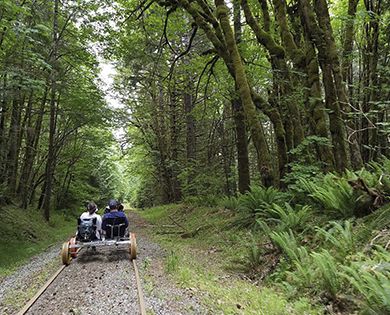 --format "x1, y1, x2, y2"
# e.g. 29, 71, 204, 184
0, 0, 130, 217
1, 0, 389, 313
101, 0, 390, 206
